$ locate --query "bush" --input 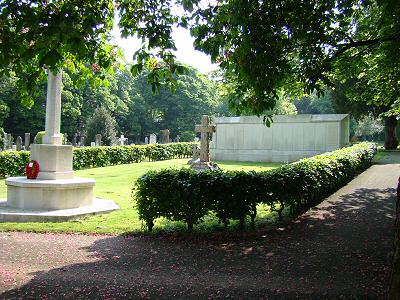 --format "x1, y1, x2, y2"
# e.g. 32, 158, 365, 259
134, 142, 377, 231
33, 131, 64, 144
0, 142, 193, 177
0, 150, 30, 178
